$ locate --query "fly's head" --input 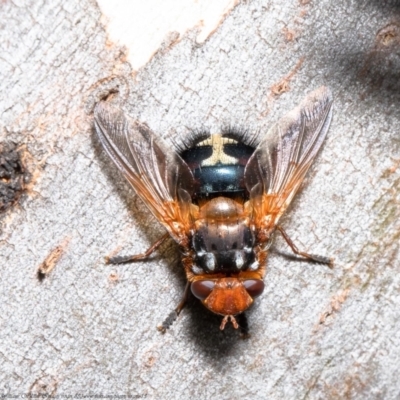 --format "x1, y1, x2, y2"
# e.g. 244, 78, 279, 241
190, 275, 264, 330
